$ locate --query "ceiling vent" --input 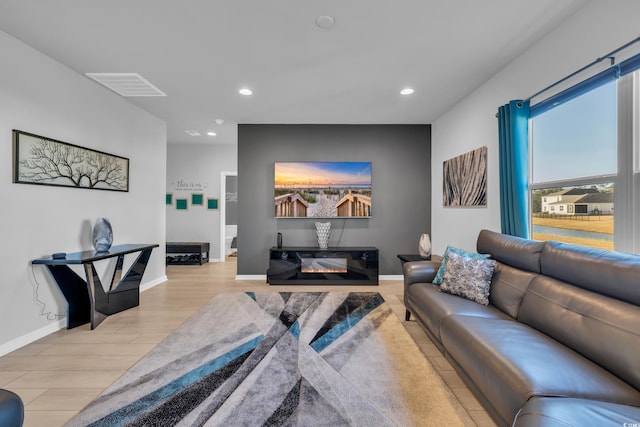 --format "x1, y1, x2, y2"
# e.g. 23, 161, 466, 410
85, 73, 167, 97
